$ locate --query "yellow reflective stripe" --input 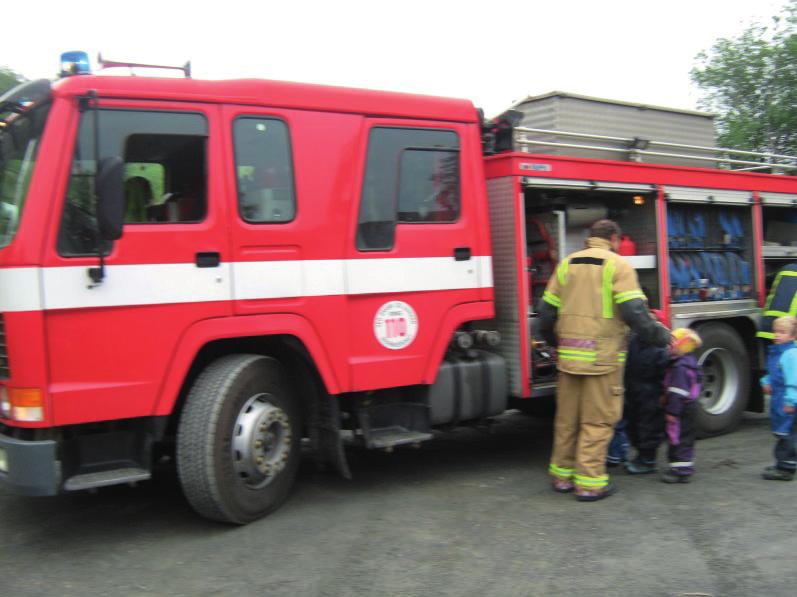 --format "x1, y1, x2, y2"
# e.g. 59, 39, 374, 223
574, 474, 609, 487
764, 278, 780, 310
543, 291, 561, 308
558, 349, 597, 357
558, 349, 597, 362
618, 352, 627, 363
790, 290, 797, 316
764, 310, 790, 317
557, 259, 569, 286
549, 464, 574, 479
602, 260, 616, 318
614, 290, 645, 304
764, 270, 797, 310
757, 331, 775, 339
